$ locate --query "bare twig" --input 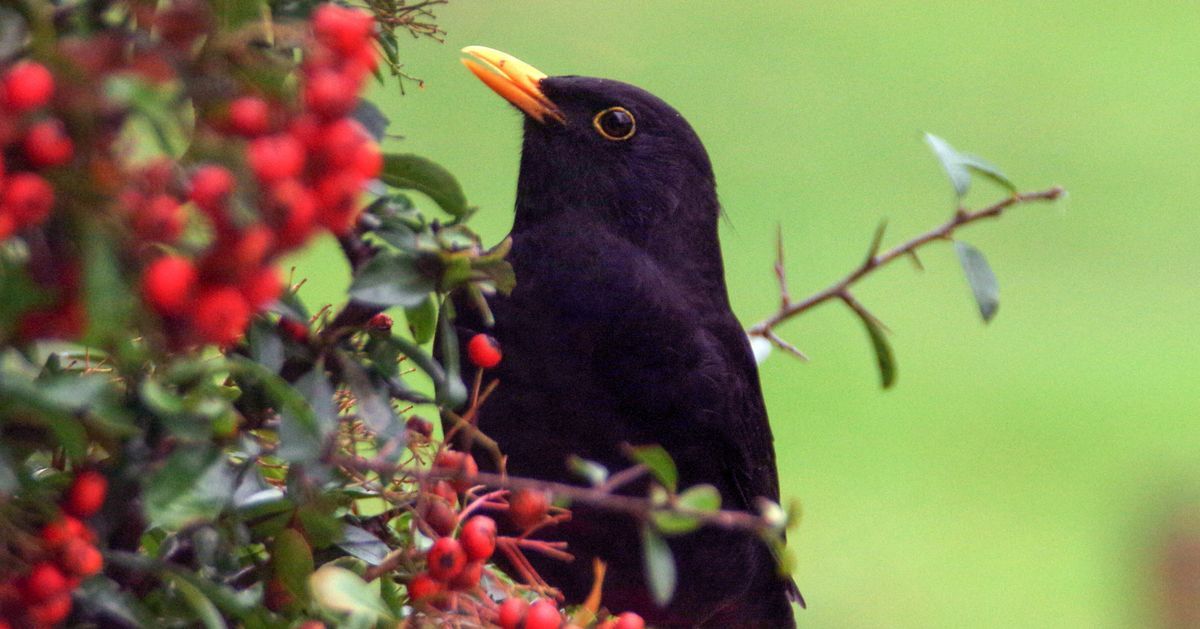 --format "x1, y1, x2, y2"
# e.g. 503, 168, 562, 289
748, 186, 1064, 344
